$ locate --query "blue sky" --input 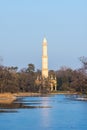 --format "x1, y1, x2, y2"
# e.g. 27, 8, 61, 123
0, 0, 87, 70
